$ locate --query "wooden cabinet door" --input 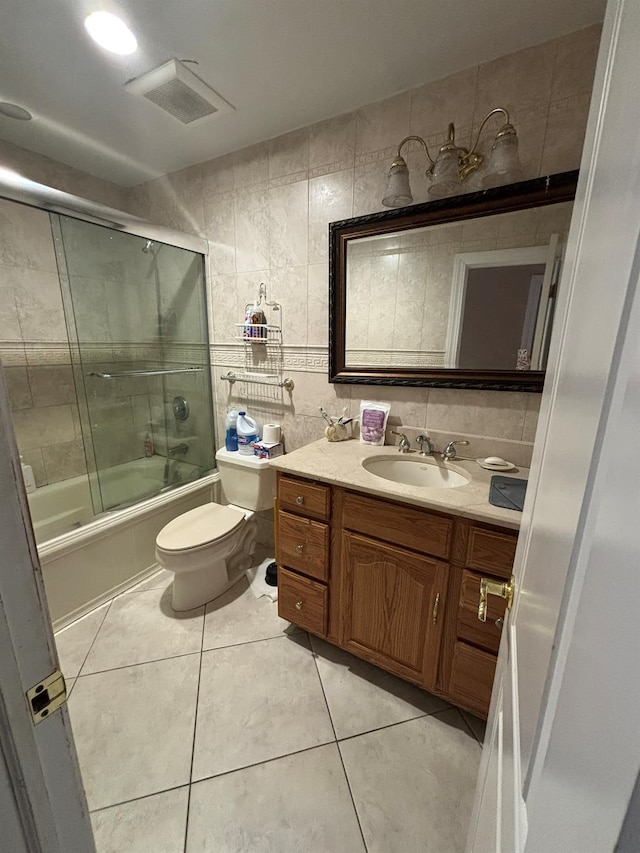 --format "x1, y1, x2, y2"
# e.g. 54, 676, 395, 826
339, 531, 448, 690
